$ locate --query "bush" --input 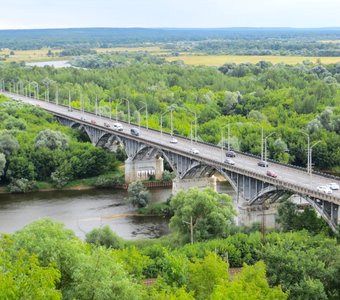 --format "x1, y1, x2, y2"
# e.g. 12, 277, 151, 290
85, 226, 125, 249
8, 178, 38, 193
95, 174, 124, 187
128, 181, 150, 208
